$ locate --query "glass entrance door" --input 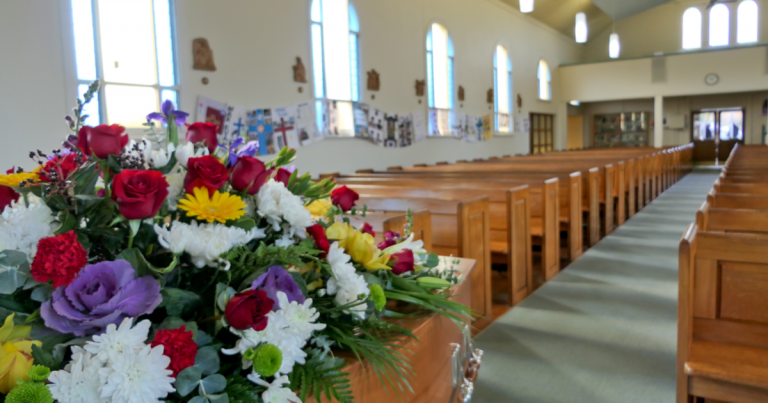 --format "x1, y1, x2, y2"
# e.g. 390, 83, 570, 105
691, 108, 744, 164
